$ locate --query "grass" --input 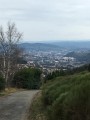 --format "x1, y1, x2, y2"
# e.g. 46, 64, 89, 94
27, 92, 47, 120
28, 71, 90, 120
0, 87, 23, 97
